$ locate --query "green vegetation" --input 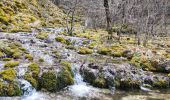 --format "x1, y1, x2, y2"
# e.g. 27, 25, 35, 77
0, 0, 65, 32
25, 54, 33, 61
36, 32, 49, 40
0, 68, 16, 81
56, 61, 74, 90
4, 61, 19, 68
97, 47, 111, 55
78, 47, 93, 54
40, 71, 57, 92
28, 63, 40, 77
25, 73, 38, 88
55, 36, 71, 45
